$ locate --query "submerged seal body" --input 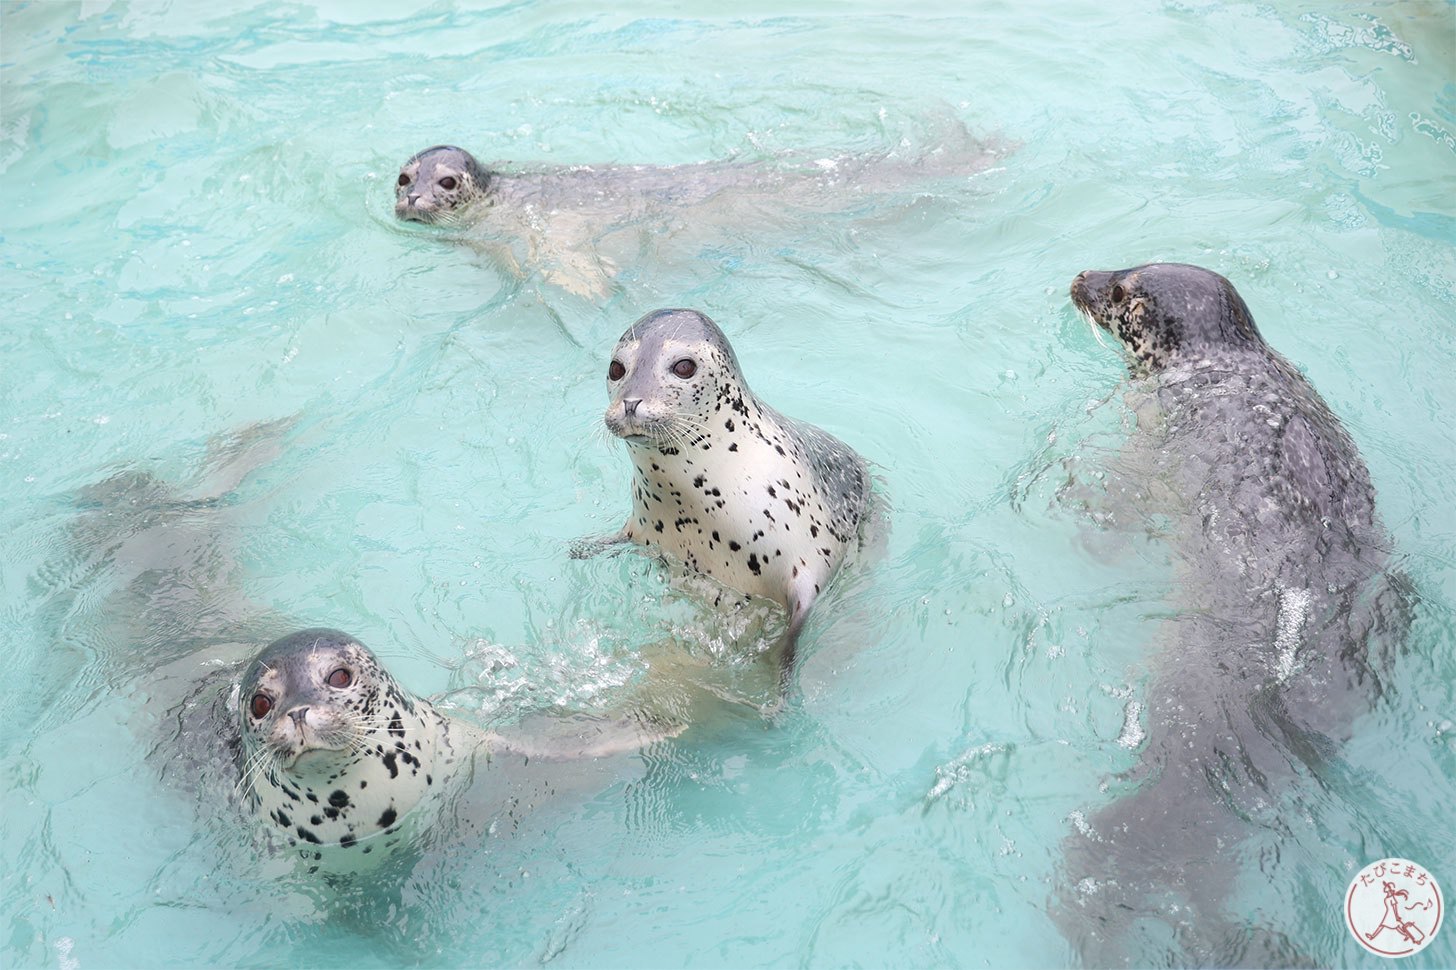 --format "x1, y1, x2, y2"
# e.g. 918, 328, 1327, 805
592, 308, 871, 685
392, 140, 1003, 298
237, 628, 693, 871
1059, 263, 1403, 964
239, 628, 476, 862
